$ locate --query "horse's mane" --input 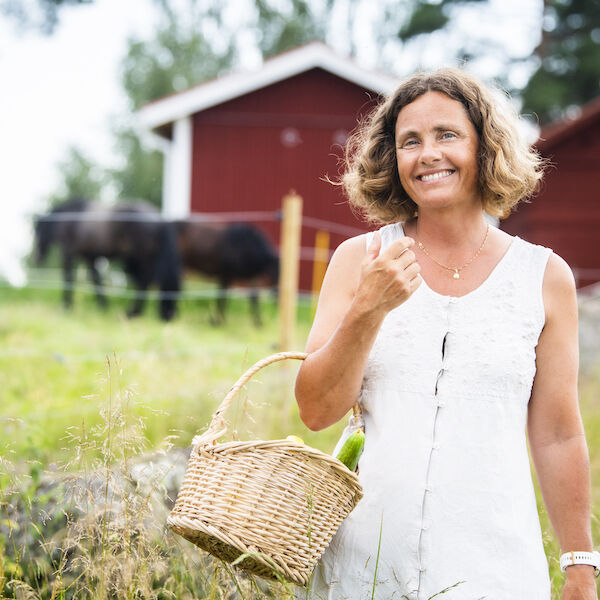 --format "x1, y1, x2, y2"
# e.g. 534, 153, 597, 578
51, 197, 159, 216
50, 197, 92, 213
113, 199, 159, 215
